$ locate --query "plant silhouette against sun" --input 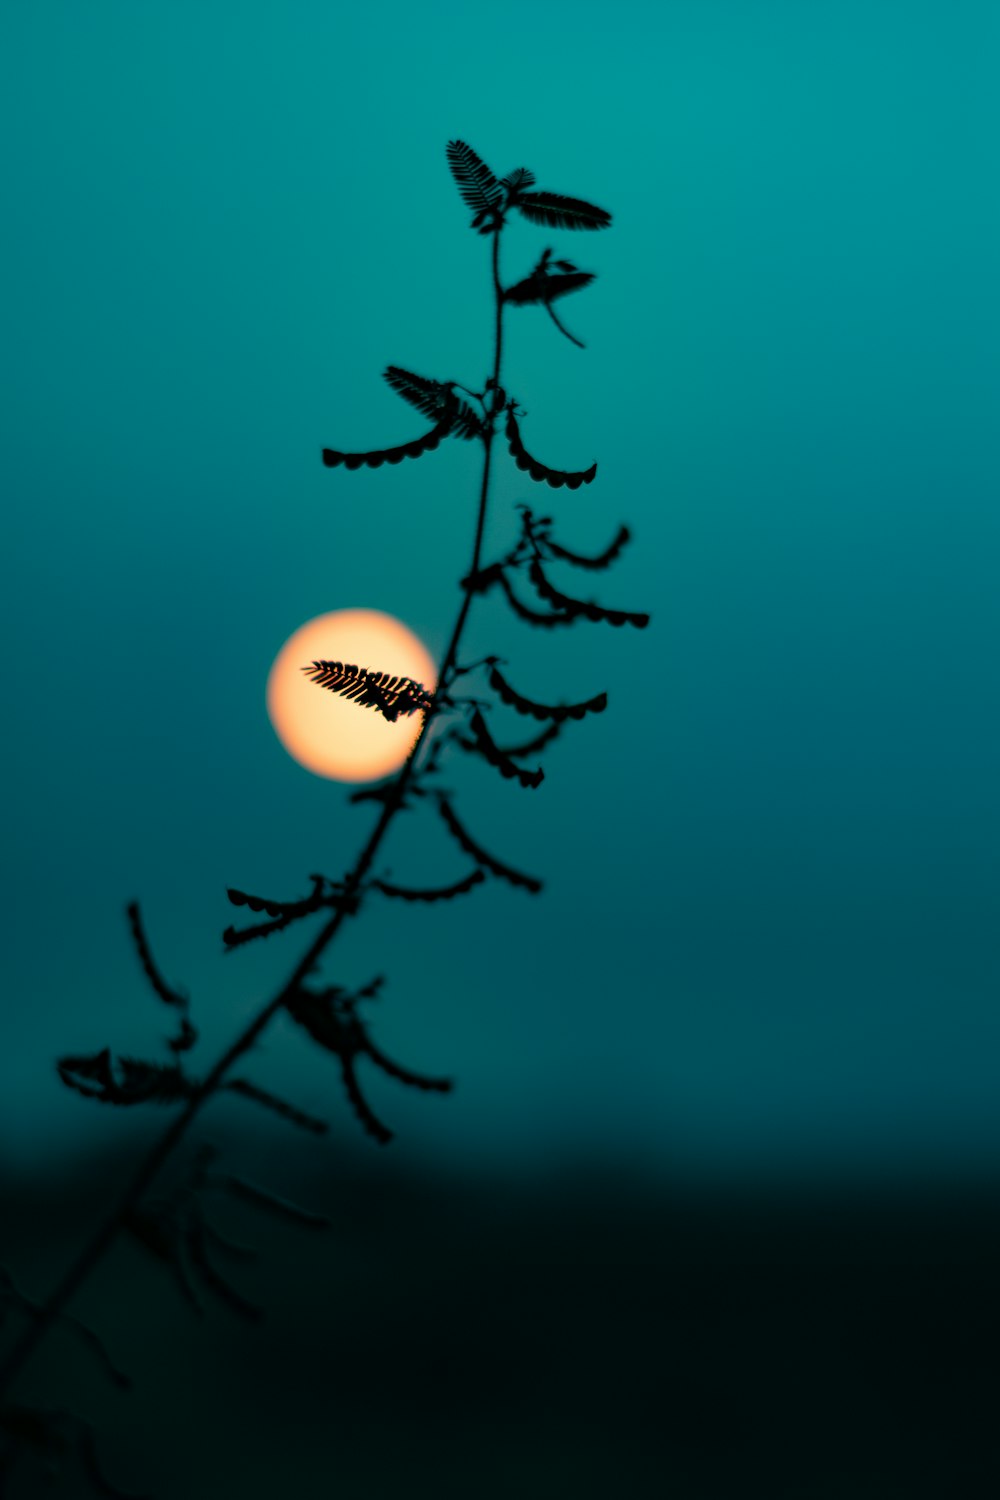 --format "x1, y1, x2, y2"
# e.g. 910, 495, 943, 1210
0, 140, 647, 1497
